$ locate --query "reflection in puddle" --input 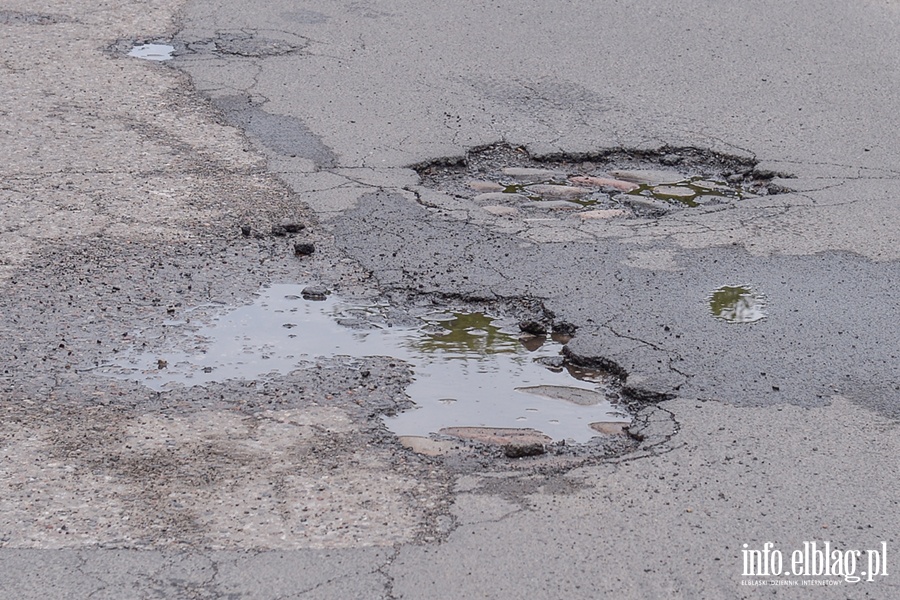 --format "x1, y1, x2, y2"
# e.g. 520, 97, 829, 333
709, 285, 767, 323
627, 176, 747, 207
393, 312, 628, 442
128, 43, 175, 61
105, 284, 629, 443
